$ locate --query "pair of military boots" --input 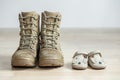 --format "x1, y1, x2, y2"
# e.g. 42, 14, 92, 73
11, 11, 64, 67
